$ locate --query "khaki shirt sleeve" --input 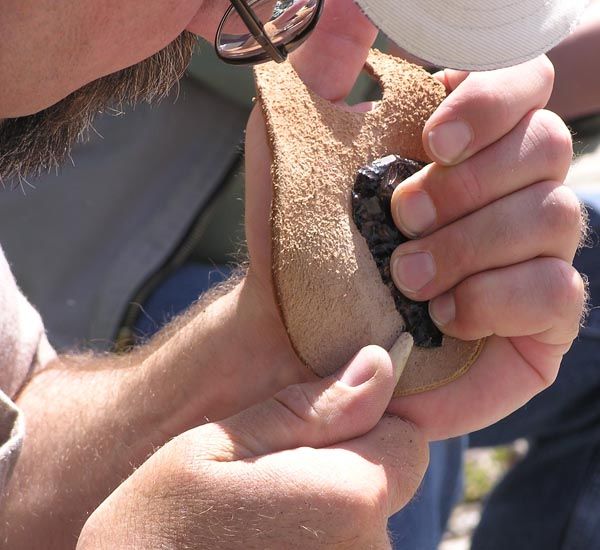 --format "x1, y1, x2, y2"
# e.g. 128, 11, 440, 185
0, 247, 56, 500
0, 390, 24, 506
0, 249, 56, 398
